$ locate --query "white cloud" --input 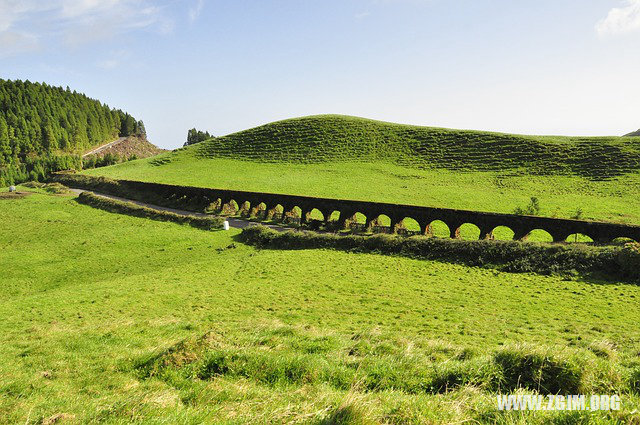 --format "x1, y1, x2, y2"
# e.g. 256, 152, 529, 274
189, 0, 205, 22
95, 49, 130, 69
0, 1, 54, 32
0, 30, 39, 56
61, 0, 123, 18
0, 0, 173, 55
596, 0, 640, 36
